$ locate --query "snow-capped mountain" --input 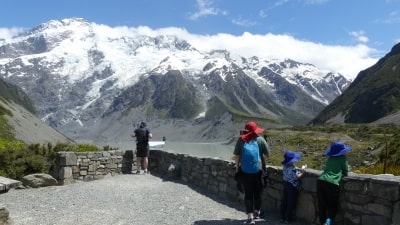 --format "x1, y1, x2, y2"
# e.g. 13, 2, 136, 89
0, 18, 351, 143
